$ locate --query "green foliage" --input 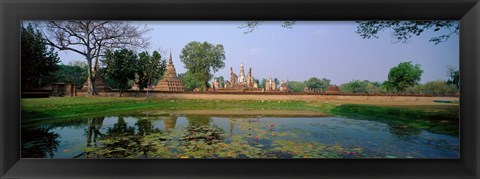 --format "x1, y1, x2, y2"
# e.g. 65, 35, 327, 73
405, 81, 458, 95
216, 76, 225, 87
304, 77, 330, 92
52, 64, 88, 89
21, 23, 60, 90
180, 41, 226, 90
103, 49, 138, 93
384, 61, 423, 92
179, 72, 206, 91
136, 119, 160, 136
339, 80, 383, 94
259, 79, 267, 89
136, 51, 166, 91
356, 21, 459, 44
446, 67, 459, 89
287, 81, 307, 92
42, 21, 151, 96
